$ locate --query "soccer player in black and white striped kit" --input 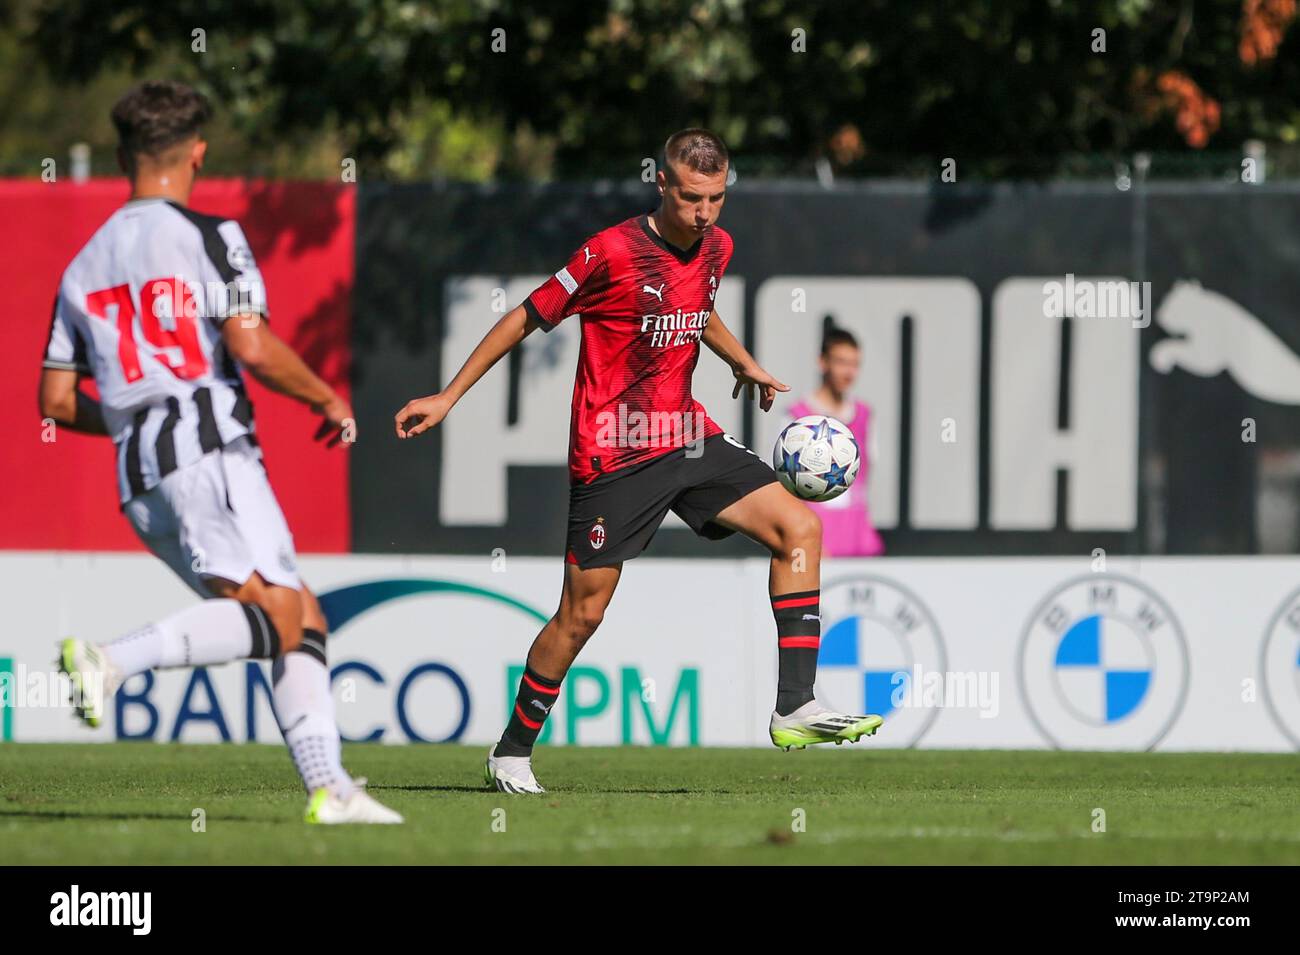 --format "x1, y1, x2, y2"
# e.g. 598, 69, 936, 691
41, 80, 400, 824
